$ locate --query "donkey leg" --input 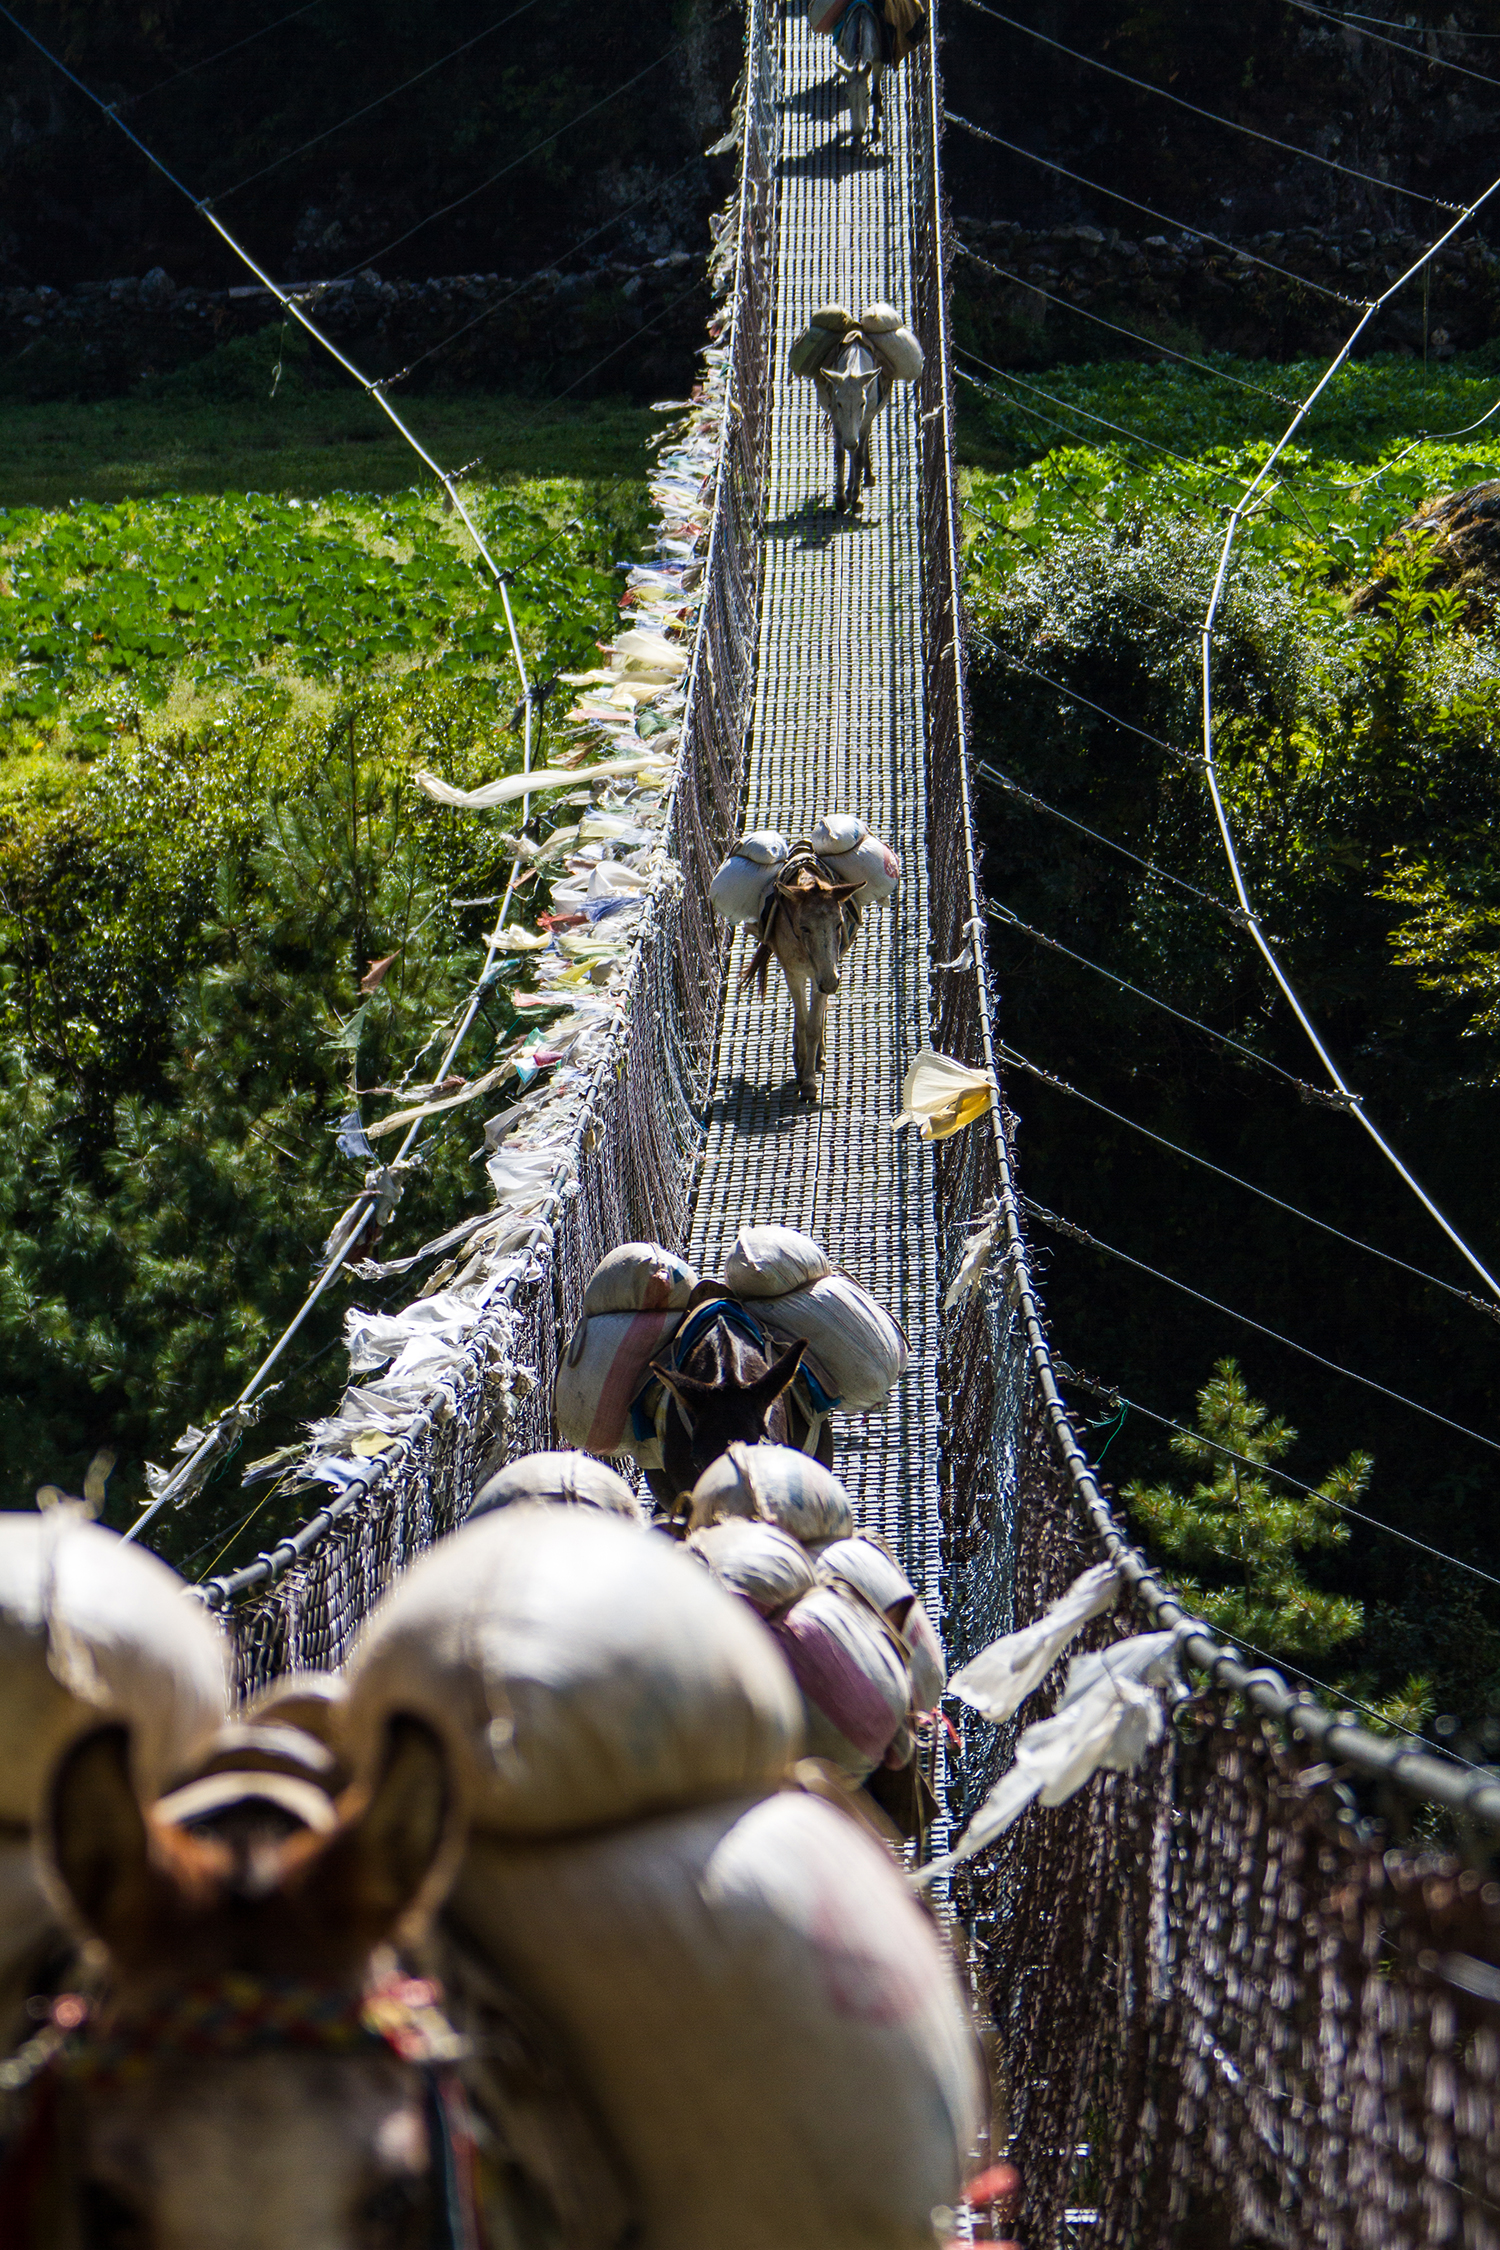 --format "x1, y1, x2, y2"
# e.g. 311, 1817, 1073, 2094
793, 977, 820, 1100
807, 988, 830, 1093
833, 438, 846, 515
